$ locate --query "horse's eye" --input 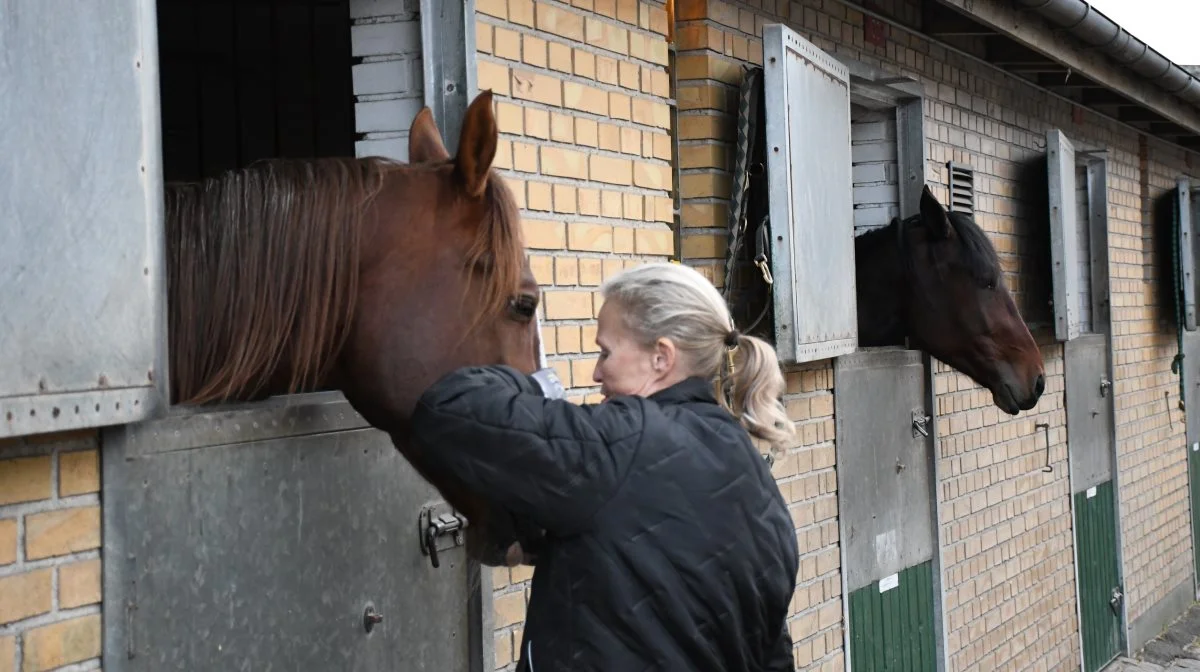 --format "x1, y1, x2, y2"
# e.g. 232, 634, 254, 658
509, 294, 538, 320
